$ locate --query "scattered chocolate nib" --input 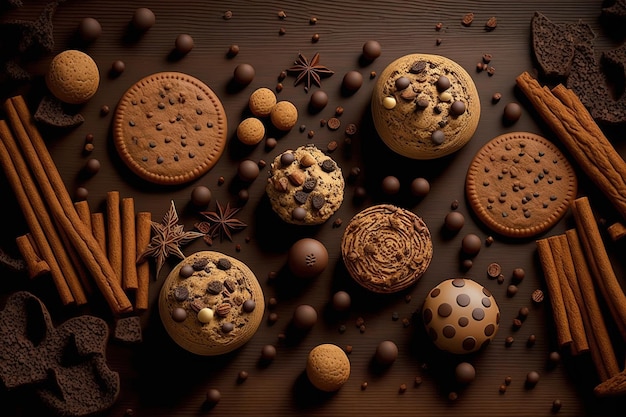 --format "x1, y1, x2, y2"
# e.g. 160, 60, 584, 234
34, 95, 85, 128
113, 316, 143, 344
